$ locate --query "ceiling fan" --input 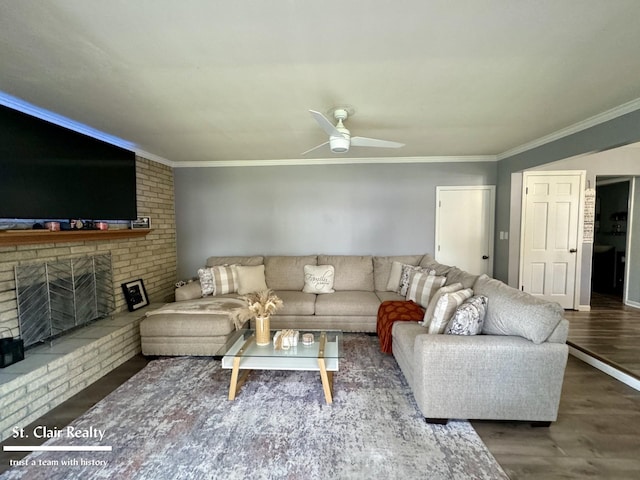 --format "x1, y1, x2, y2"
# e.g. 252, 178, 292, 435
302, 107, 405, 155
